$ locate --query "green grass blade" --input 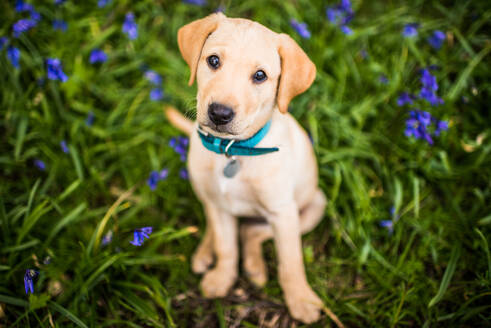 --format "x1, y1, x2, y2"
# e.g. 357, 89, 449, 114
49, 301, 88, 328
429, 244, 462, 308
